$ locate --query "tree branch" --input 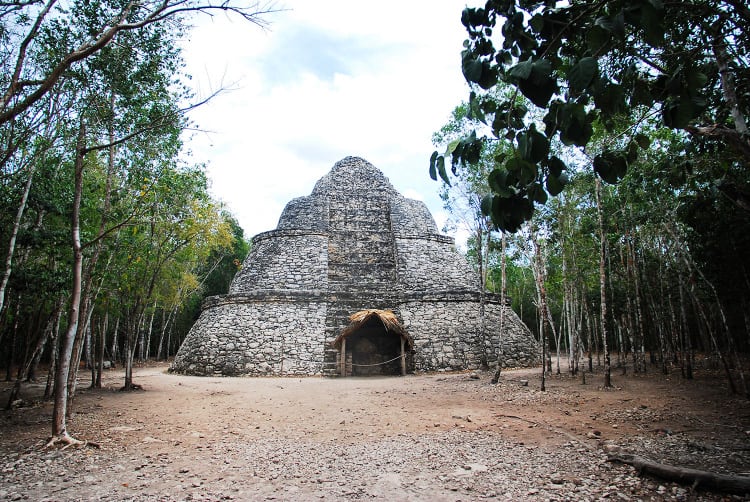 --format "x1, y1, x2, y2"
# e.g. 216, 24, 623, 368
0, 1, 278, 125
